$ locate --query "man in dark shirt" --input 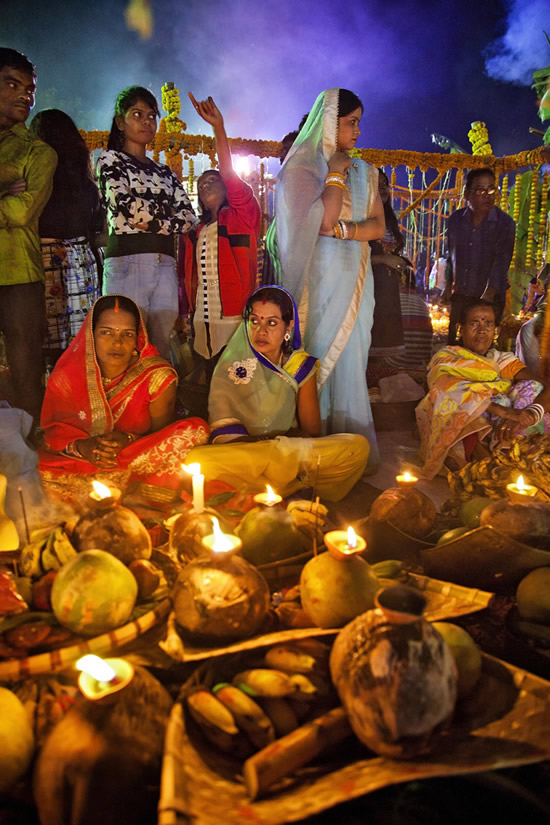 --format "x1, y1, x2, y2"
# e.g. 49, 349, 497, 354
443, 167, 516, 344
